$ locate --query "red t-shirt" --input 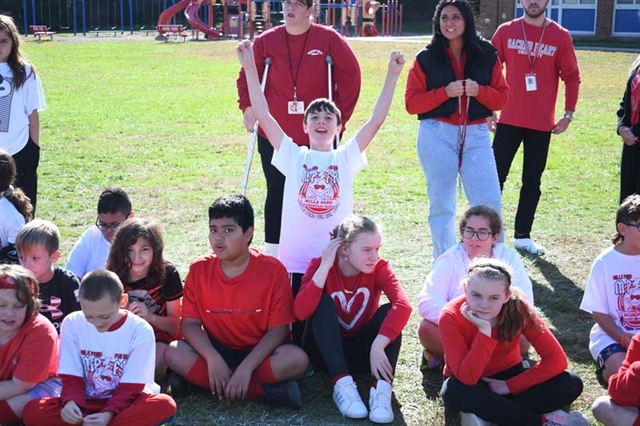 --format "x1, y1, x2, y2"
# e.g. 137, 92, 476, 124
439, 295, 567, 395
0, 313, 58, 383
491, 18, 580, 132
295, 257, 411, 340
182, 248, 294, 350
608, 333, 640, 411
